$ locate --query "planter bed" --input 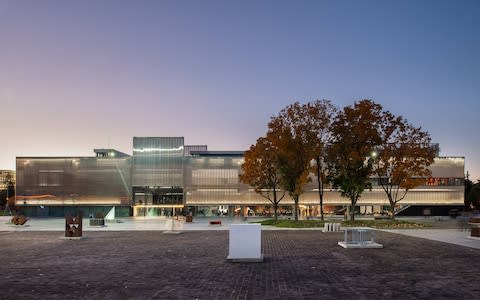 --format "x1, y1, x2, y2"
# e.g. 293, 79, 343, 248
89, 218, 105, 226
